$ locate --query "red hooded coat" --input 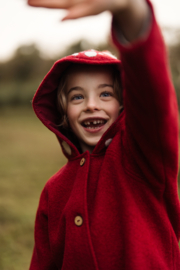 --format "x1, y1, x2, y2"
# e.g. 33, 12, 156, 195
30, 2, 180, 269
